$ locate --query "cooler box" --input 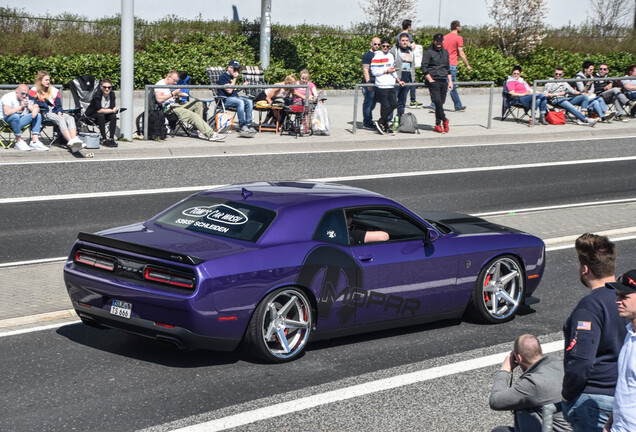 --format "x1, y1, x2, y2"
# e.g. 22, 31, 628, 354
79, 132, 100, 149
